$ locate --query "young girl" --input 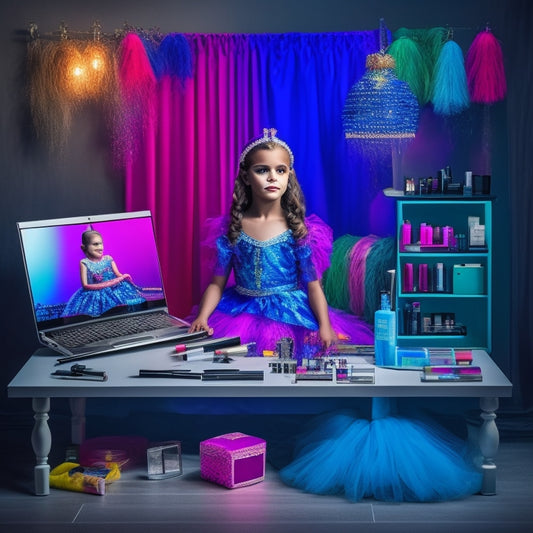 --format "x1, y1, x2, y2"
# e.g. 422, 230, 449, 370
190, 129, 482, 504
188, 128, 374, 354
62, 229, 145, 318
